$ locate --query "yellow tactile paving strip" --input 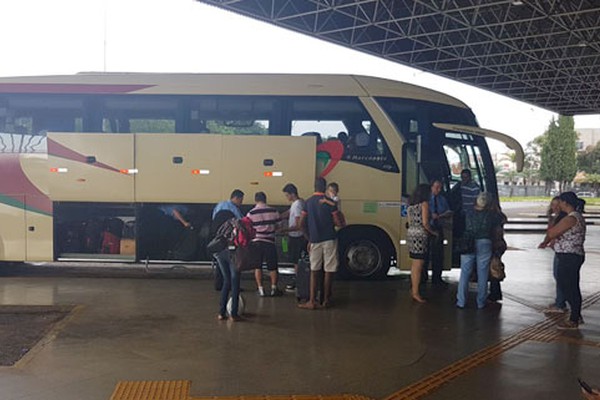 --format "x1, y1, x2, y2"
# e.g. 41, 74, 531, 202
109, 291, 600, 400
192, 396, 374, 400
384, 290, 600, 400
109, 380, 191, 400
